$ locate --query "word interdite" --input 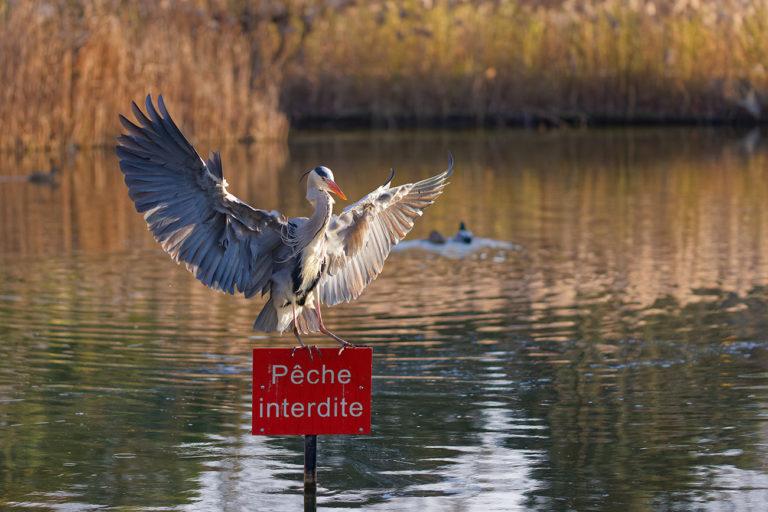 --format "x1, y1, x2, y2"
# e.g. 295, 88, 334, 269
252, 347, 373, 435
